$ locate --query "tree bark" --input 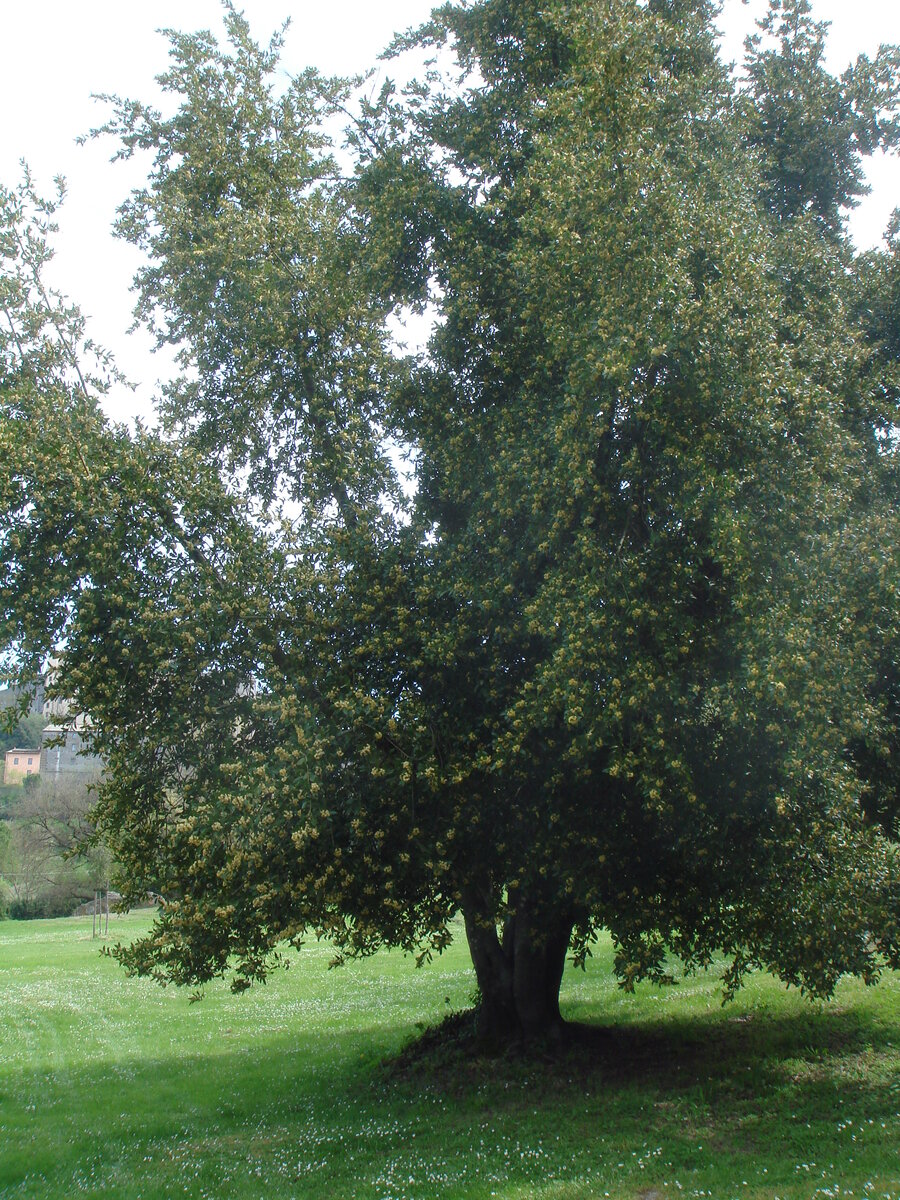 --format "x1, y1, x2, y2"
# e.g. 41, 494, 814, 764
462, 887, 574, 1046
